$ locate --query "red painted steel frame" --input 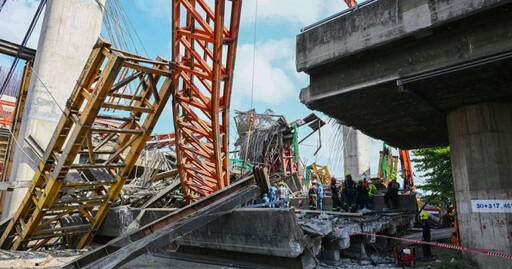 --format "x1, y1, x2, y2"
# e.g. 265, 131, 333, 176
0, 100, 15, 126
172, 0, 242, 203
344, 0, 357, 8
